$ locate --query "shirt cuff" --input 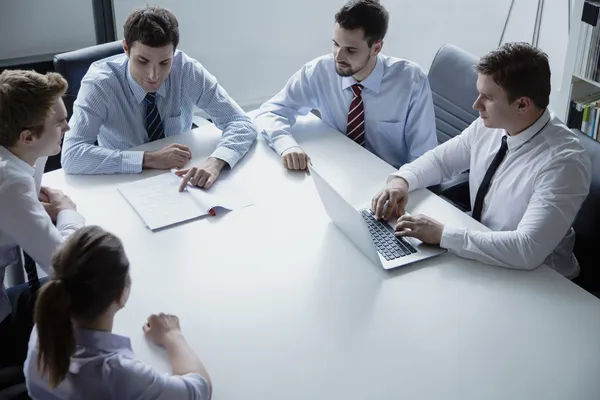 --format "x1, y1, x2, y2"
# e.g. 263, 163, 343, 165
121, 151, 144, 174
210, 146, 240, 169
181, 373, 211, 398
388, 170, 420, 192
440, 225, 466, 251
56, 209, 86, 230
272, 135, 300, 156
